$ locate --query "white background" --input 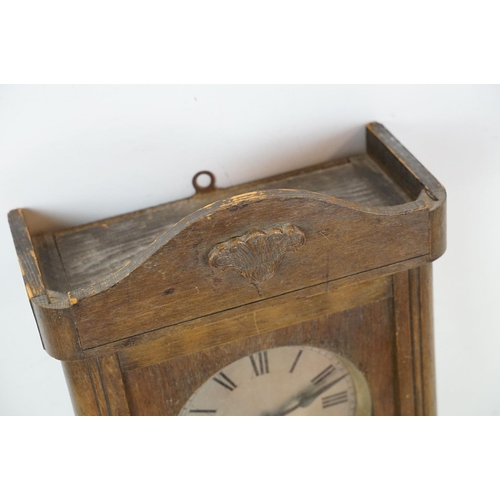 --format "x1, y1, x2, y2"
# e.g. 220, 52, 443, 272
1, 85, 499, 415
